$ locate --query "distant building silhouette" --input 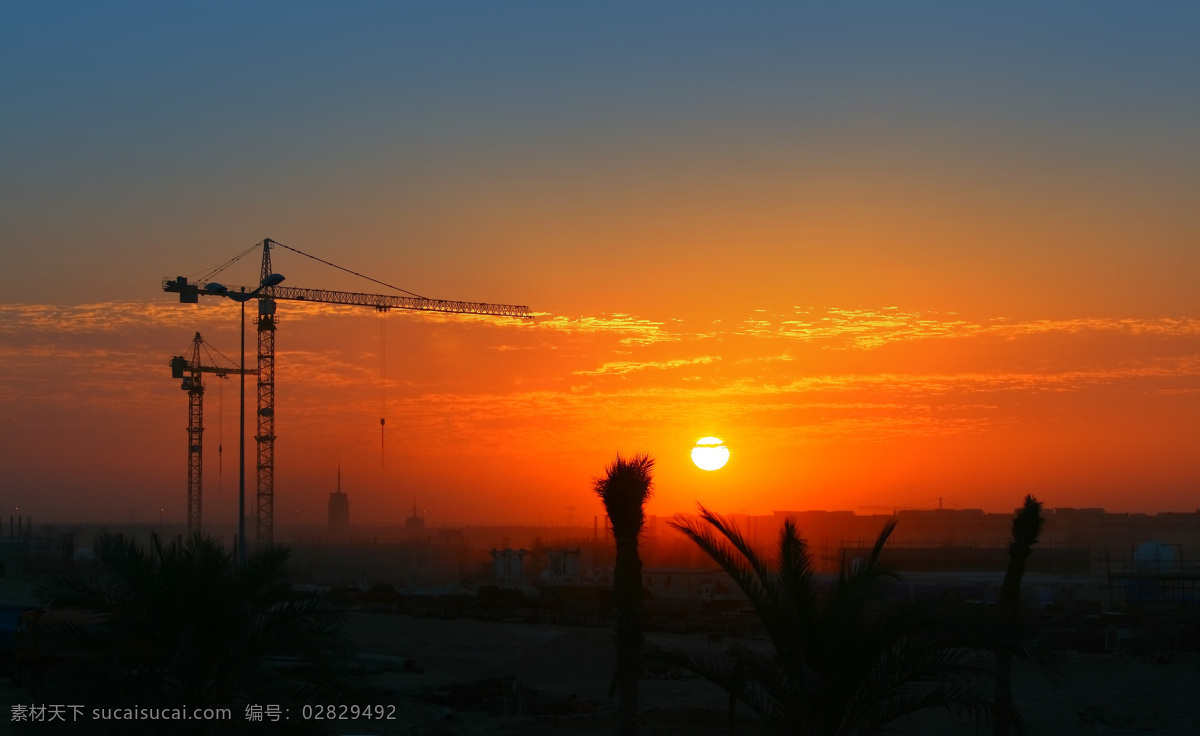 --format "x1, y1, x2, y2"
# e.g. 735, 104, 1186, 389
327, 466, 349, 538
405, 500, 425, 532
